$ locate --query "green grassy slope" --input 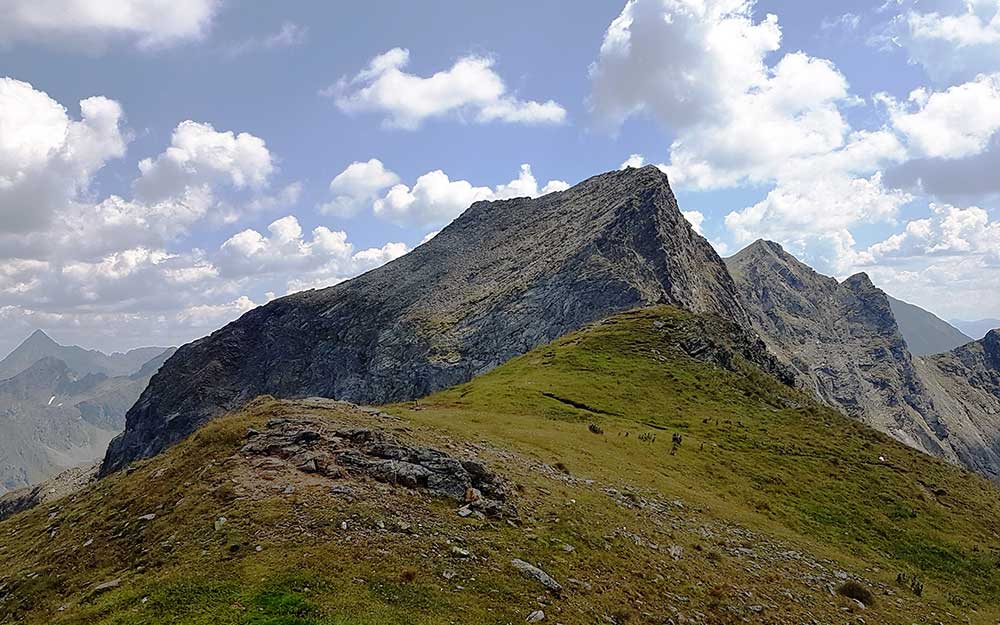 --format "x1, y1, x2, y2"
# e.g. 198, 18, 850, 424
2, 306, 999, 624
